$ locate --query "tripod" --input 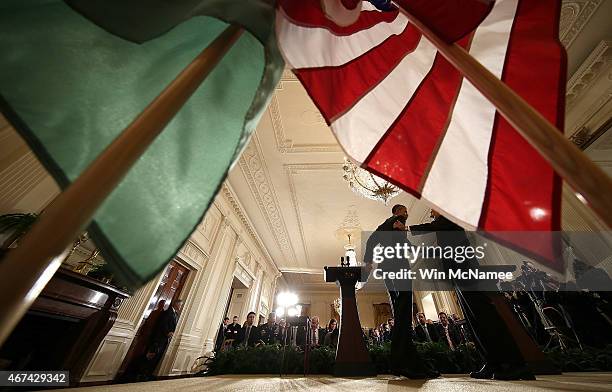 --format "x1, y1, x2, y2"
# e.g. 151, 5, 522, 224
523, 285, 582, 351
